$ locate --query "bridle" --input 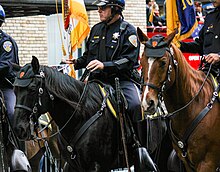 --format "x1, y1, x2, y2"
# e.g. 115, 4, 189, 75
142, 46, 178, 97
15, 70, 54, 139
141, 45, 179, 118
14, 68, 95, 142
141, 44, 214, 119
